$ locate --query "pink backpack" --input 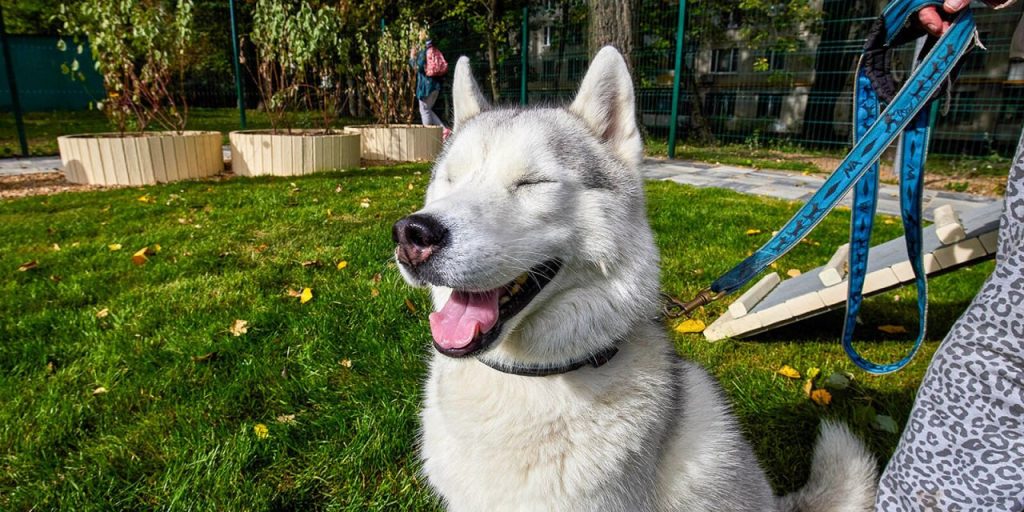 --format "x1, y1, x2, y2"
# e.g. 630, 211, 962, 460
425, 46, 448, 77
